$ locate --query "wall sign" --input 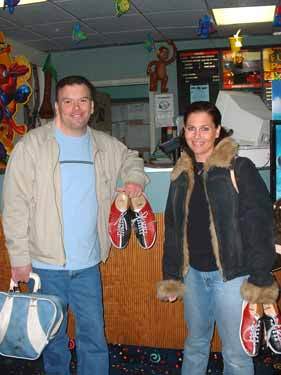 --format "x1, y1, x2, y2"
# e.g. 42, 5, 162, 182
177, 49, 220, 114
177, 46, 281, 113
222, 49, 262, 89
